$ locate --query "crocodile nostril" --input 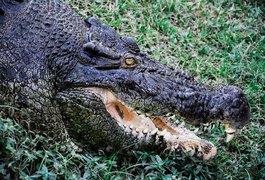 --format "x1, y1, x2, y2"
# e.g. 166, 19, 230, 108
238, 124, 244, 129
85, 17, 101, 28
84, 19, 92, 28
